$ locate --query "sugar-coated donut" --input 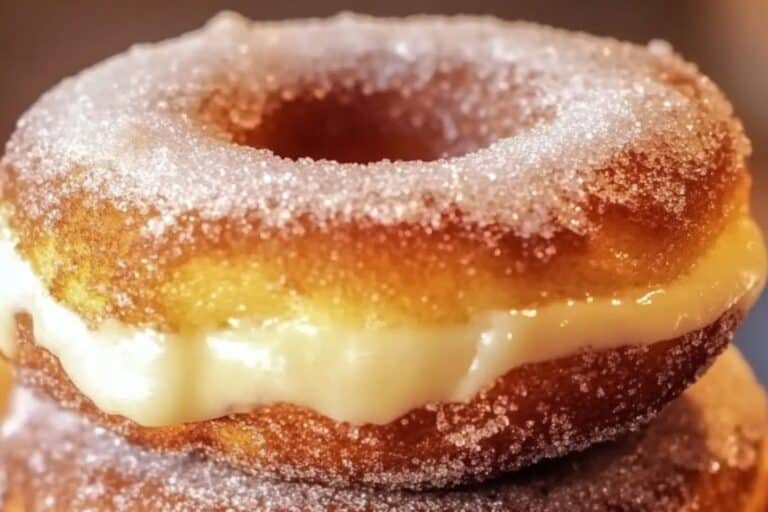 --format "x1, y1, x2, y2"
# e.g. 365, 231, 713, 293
0, 13, 753, 330
2, 348, 766, 512
0, 13, 765, 489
